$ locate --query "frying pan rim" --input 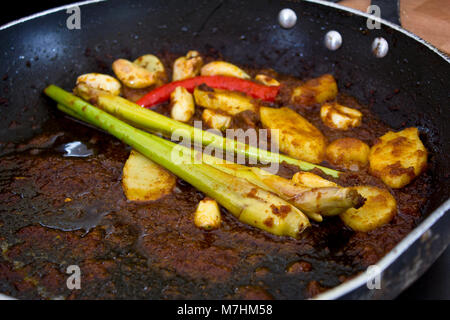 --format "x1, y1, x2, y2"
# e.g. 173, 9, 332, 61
303, 0, 450, 62
314, 199, 450, 300
0, 0, 448, 300
0, 0, 106, 31
1, 0, 447, 63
